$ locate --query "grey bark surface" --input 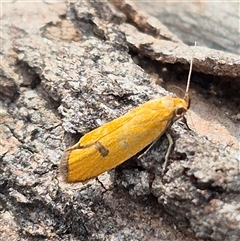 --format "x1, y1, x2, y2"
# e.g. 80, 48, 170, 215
134, 0, 240, 55
1, 1, 239, 241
